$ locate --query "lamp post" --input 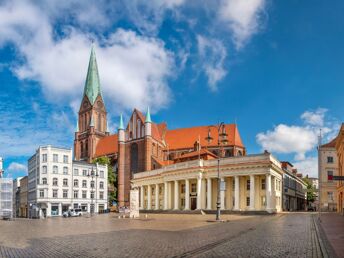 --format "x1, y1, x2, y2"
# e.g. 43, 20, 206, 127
87, 163, 99, 216
205, 122, 228, 221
